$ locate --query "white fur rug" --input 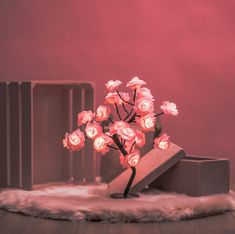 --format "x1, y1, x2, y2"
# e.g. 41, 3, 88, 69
0, 183, 234, 223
